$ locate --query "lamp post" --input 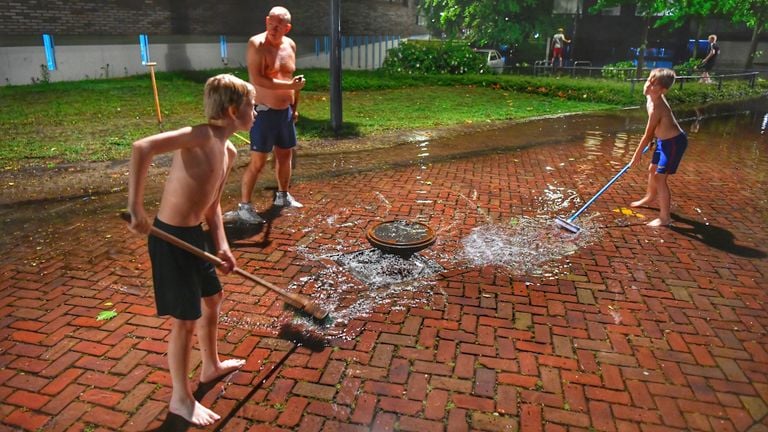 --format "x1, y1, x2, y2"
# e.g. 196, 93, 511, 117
330, 0, 342, 133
